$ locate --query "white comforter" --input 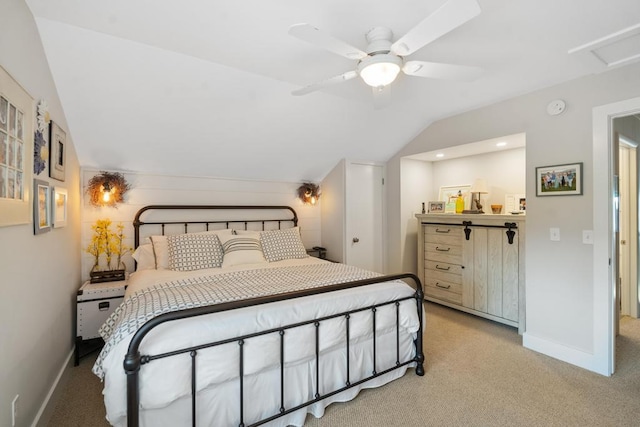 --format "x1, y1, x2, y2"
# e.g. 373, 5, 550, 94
96, 258, 421, 426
